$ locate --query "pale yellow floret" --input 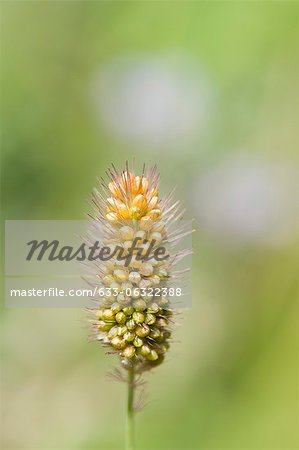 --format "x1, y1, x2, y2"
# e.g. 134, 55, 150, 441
106, 172, 160, 221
